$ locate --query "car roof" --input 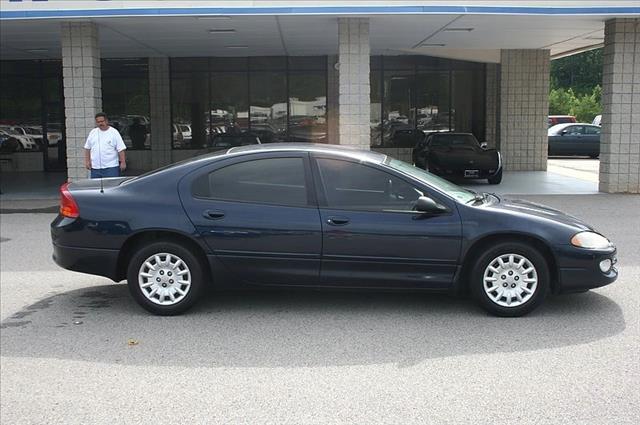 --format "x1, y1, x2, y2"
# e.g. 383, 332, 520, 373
227, 143, 387, 163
